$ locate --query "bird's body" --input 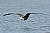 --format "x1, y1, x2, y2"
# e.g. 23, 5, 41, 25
20, 17, 24, 20
3, 13, 43, 21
